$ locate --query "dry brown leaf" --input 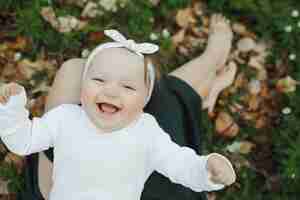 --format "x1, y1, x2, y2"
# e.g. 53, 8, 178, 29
16, 58, 56, 81
229, 103, 244, 113
229, 50, 246, 64
192, 2, 206, 16
186, 35, 205, 48
248, 95, 261, 111
7, 36, 28, 51
215, 112, 239, 138
248, 56, 265, 71
4, 153, 25, 174
81, 2, 102, 18
232, 22, 256, 38
31, 81, 50, 94
171, 29, 186, 47
248, 56, 268, 80
0, 143, 7, 154
175, 8, 197, 28
226, 141, 256, 154
1, 62, 24, 81
239, 141, 256, 154
30, 95, 47, 117
255, 116, 268, 129
40, 7, 59, 28
57, 16, 77, 33
259, 82, 271, 98
248, 79, 261, 95
149, 0, 160, 6
177, 46, 189, 56
191, 26, 207, 38
237, 37, 256, 53
276, 76, 299, 93
240, 111, 258, 121
202, 15, 210, 27
88, 31, 105, 43
234, 72, 248, 89
41, 6, 87, 33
